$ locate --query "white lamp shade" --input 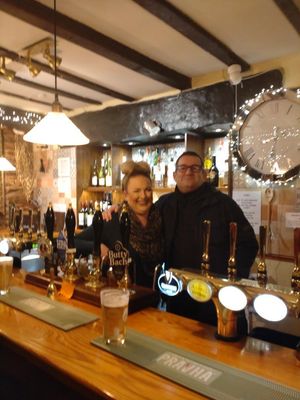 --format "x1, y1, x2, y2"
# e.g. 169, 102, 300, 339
23, 111, 89, 146
0, 156, 16, 171
218, 285, 248, 311
253, 294, 288, 322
